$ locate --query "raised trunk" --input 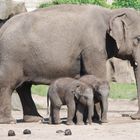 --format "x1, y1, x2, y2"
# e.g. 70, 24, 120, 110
129, 48, 140, 119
